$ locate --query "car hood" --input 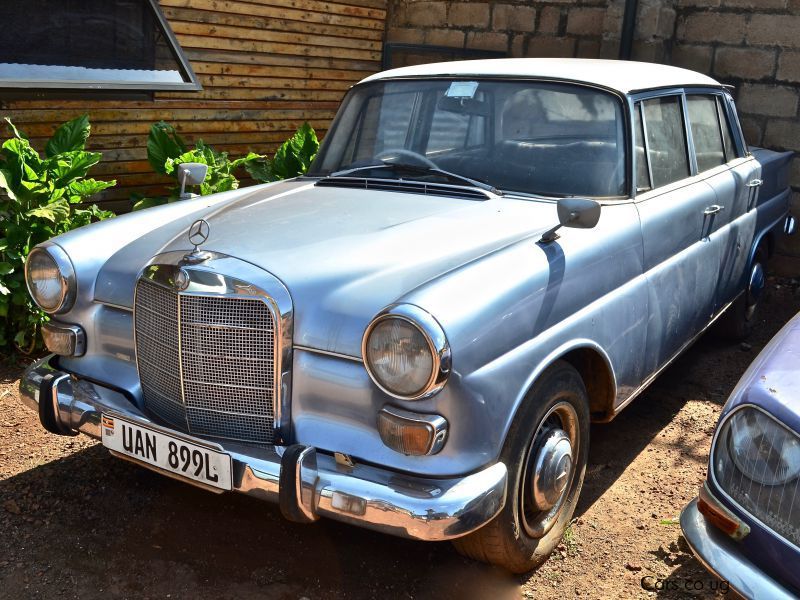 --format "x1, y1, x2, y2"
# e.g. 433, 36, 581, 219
95, 180, 552, 355
722, 311, 800, 432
